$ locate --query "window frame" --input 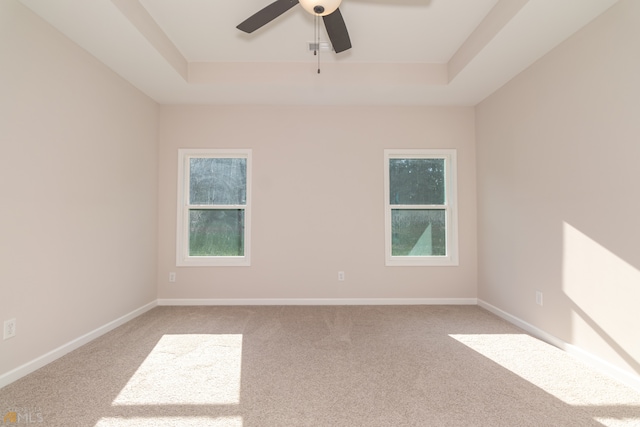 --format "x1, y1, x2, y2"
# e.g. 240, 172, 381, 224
384, 149, 458, 267
176, 148, 252, 267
